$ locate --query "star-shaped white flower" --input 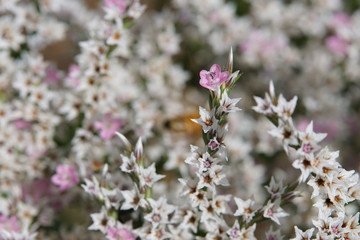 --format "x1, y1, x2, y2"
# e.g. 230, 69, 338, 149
265, 176, 286, 200
192, 106, 218, 133
297, 121, 327, 157
217, 91, 241, 115
263, 200, 289, 225
273, 94, 297, 121
234, 197, 258, 223
88, 207, 109, 234
290, 226, 314, 240
252, 81, 277, 116
138, 163, 165, 188
120, 186, 147, 210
